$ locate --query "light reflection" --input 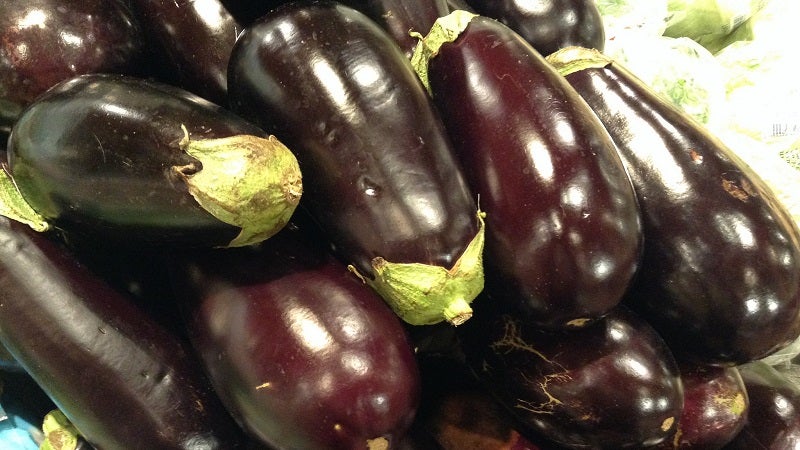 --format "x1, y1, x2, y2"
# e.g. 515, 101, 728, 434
517, 1, 552, 15
561, 183, 587, 210
340, 352, 368, 376
712, 211, 756, 249
526, 138, 554, 184
59, 31, 83, 48
18, 9, 48, 29
191, 0, 228, 32
311, 58, 349, 110
286, 304, 334, 354
617, 356, 652, 380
